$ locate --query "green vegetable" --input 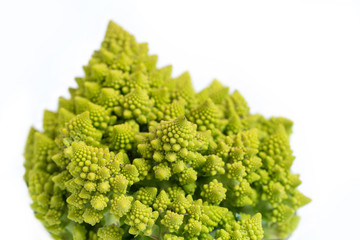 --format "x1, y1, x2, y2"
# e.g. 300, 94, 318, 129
24, 21, 310, 240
